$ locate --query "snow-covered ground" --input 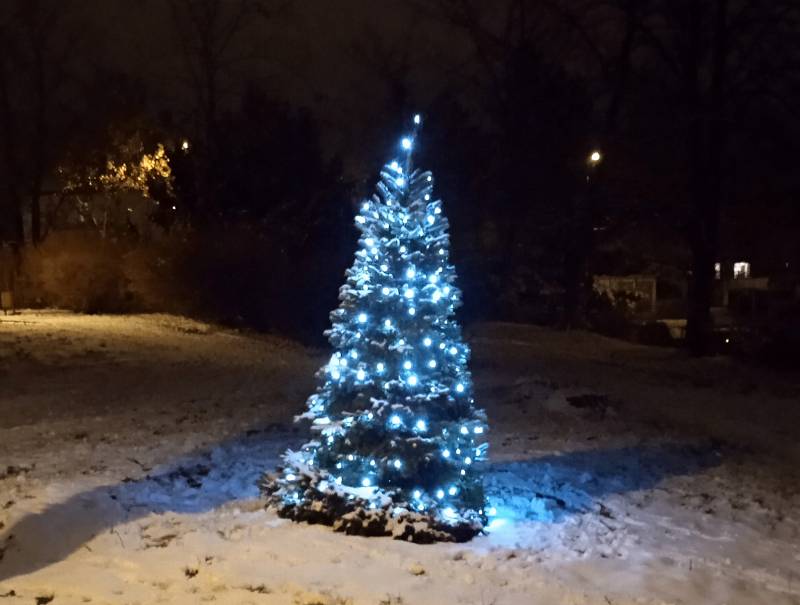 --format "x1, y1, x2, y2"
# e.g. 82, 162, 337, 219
1, 311, 798, 604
